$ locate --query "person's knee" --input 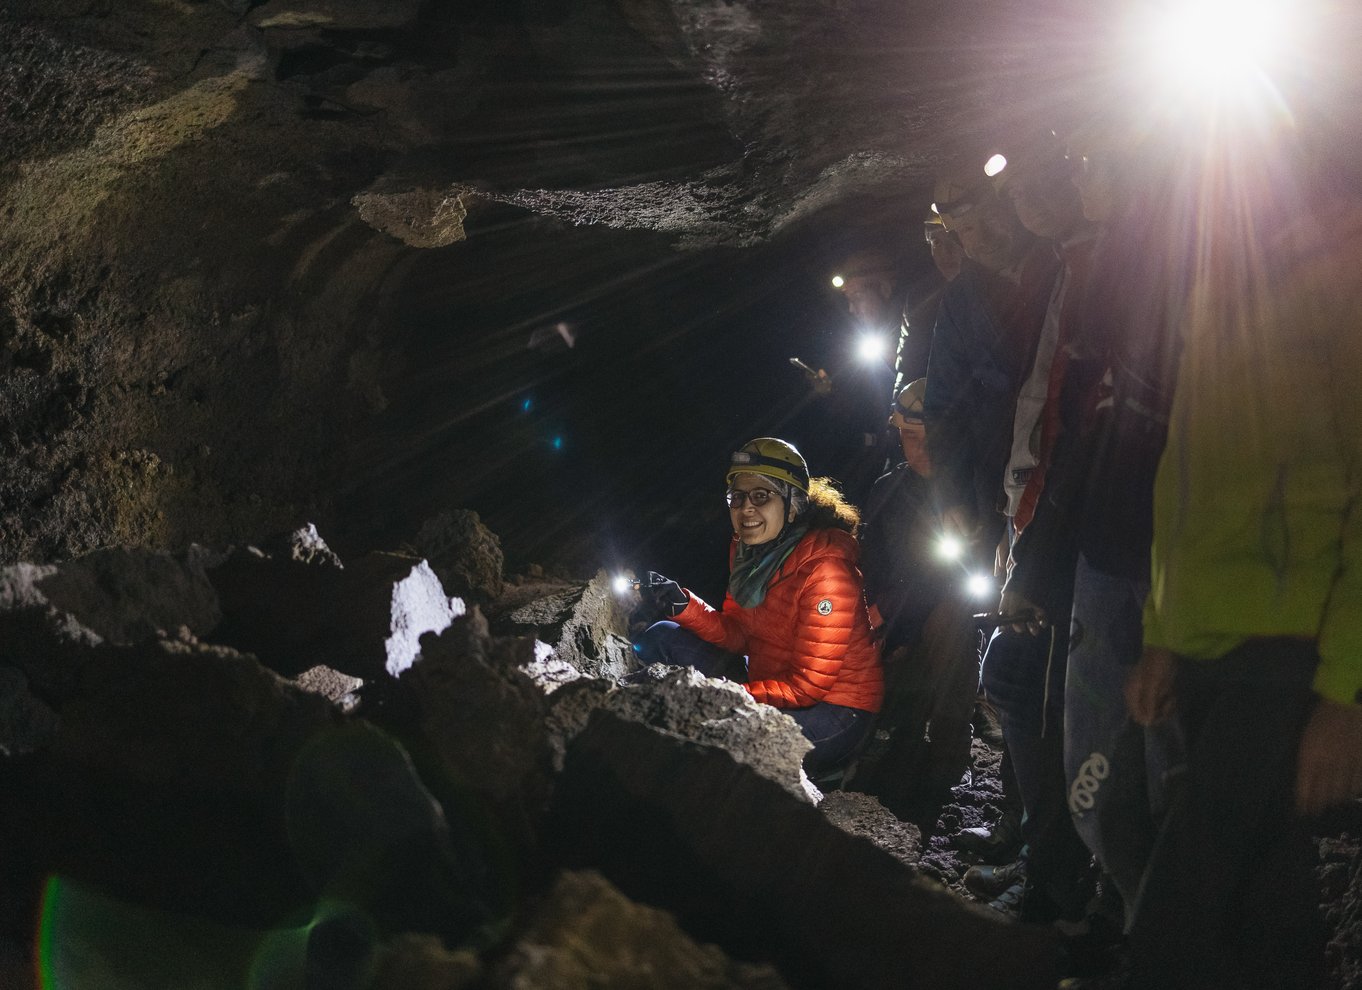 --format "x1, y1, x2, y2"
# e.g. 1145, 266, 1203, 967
632, 620, 681, 665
